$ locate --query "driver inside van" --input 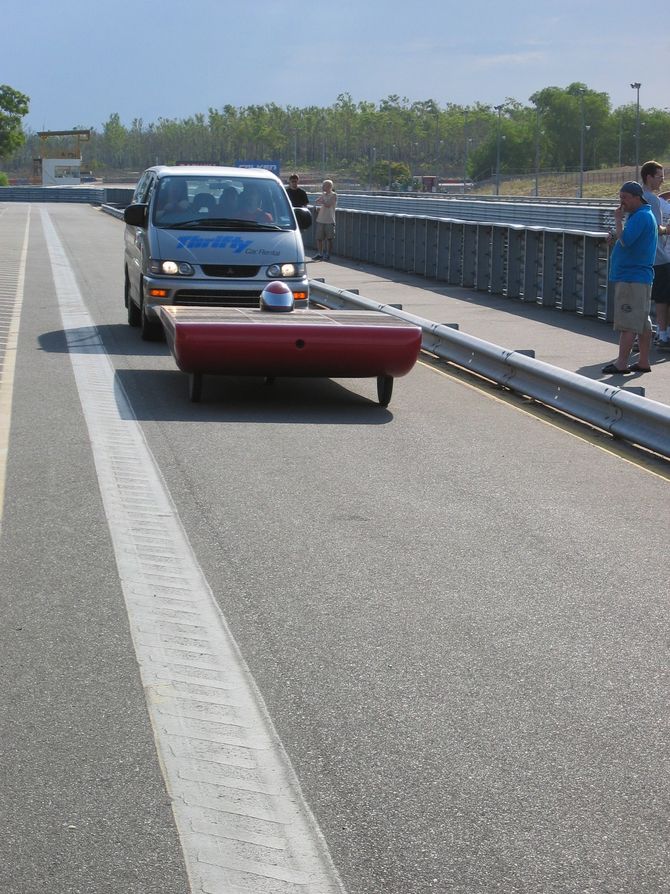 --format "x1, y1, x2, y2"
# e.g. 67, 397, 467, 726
237, 184, 273, 223
155, 178, 189, 221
